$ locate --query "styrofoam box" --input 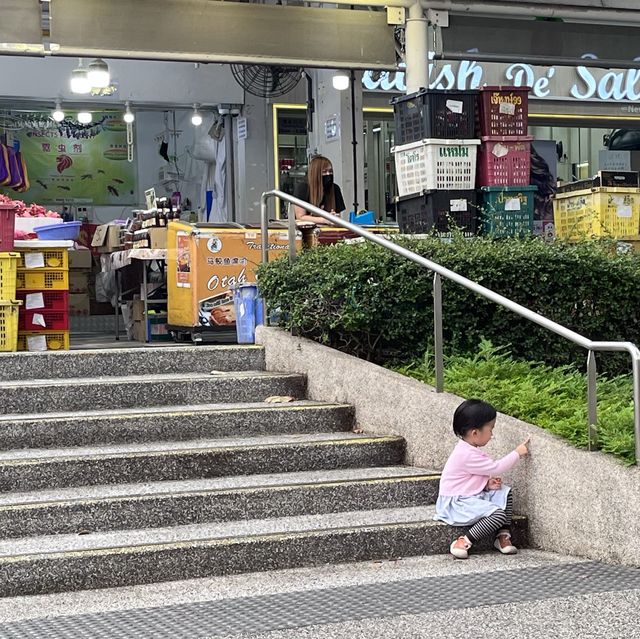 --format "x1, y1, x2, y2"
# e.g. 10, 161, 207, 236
392, 138, 481, 197
15, 217, 63, 234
